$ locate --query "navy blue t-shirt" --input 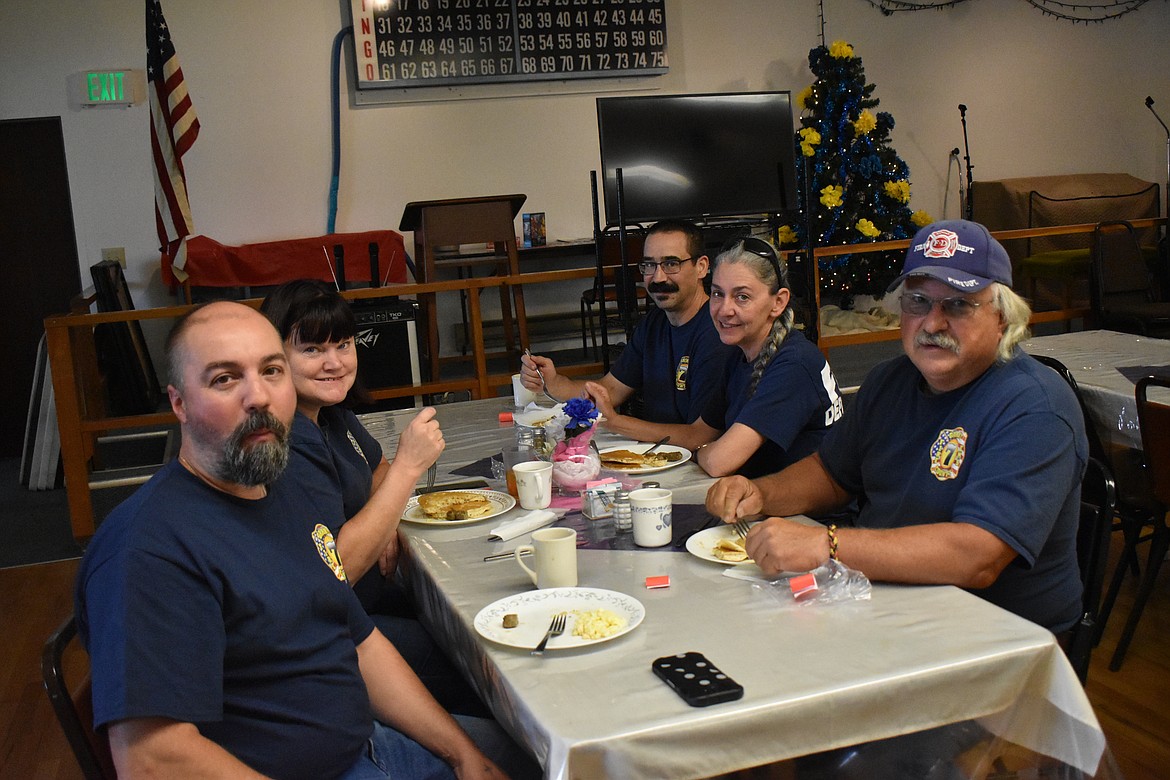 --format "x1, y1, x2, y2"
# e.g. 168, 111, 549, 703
609, 302, 738, 424
76, 461, 375, 780
818, 349, 1088, 632
701, 330, 843, 478
288, 407, 386, 610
